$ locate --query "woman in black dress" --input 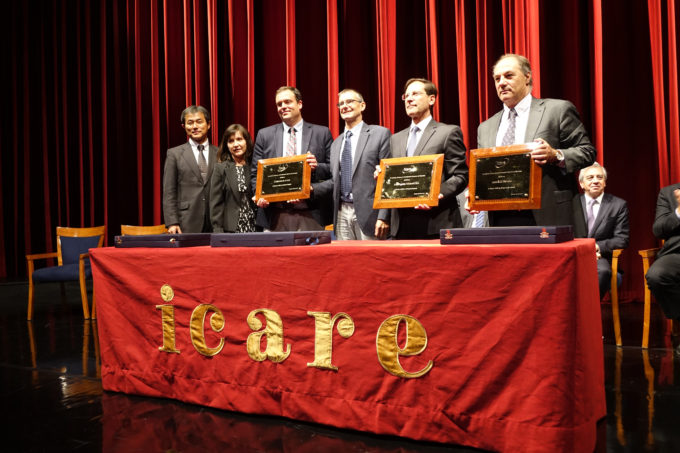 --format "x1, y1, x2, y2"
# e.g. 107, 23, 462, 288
210, 124, 257, 233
